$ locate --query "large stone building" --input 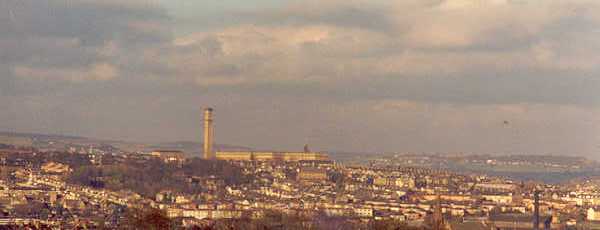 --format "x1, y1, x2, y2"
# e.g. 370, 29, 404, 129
215, 151, 329, 162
